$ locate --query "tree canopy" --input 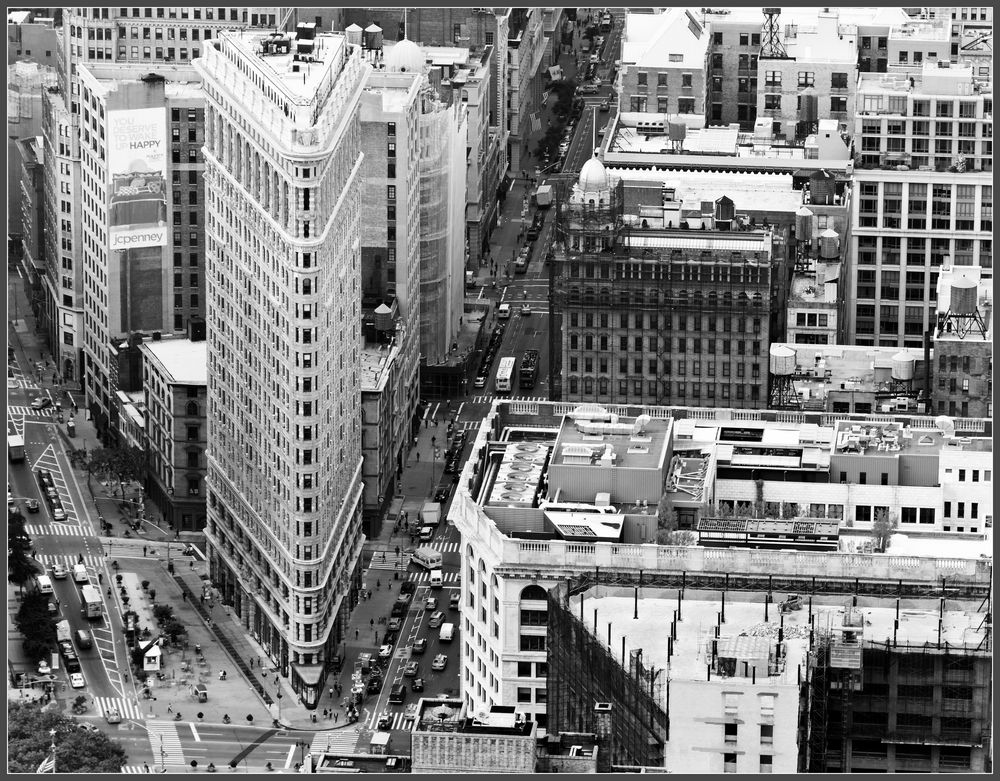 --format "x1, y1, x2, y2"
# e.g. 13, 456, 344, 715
8, 509, 38, 588
15, 591, 57, 662
7, 702, 128, 773
871, 508, 898, 553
